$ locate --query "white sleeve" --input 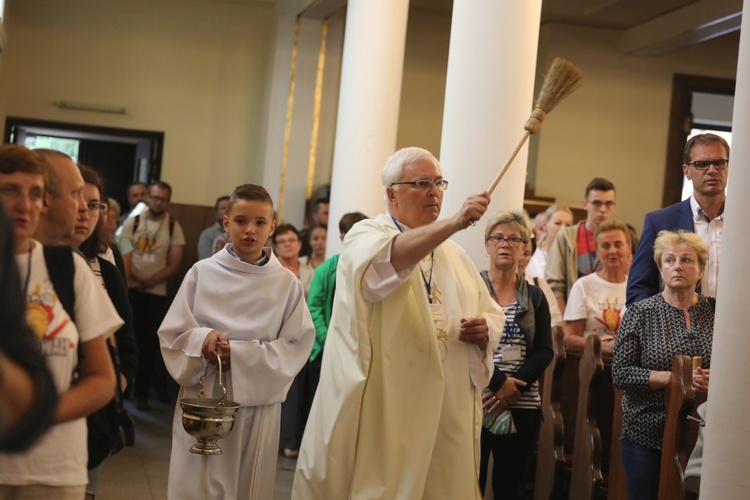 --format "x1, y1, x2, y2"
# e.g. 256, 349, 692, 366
563, 279, 587, 321
158, 269, 214, 387
362, 239, 415, 302
72, 253, 124, 342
